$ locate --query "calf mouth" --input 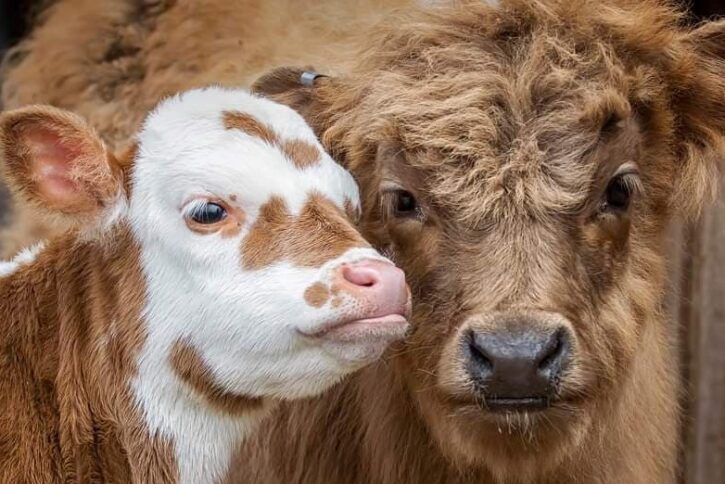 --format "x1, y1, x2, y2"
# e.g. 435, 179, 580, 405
449, 392, 564, 415
442, 394, 584, 440
300, 313, 411, 366
304, 313, 410, 341
483, 396, 551, 412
